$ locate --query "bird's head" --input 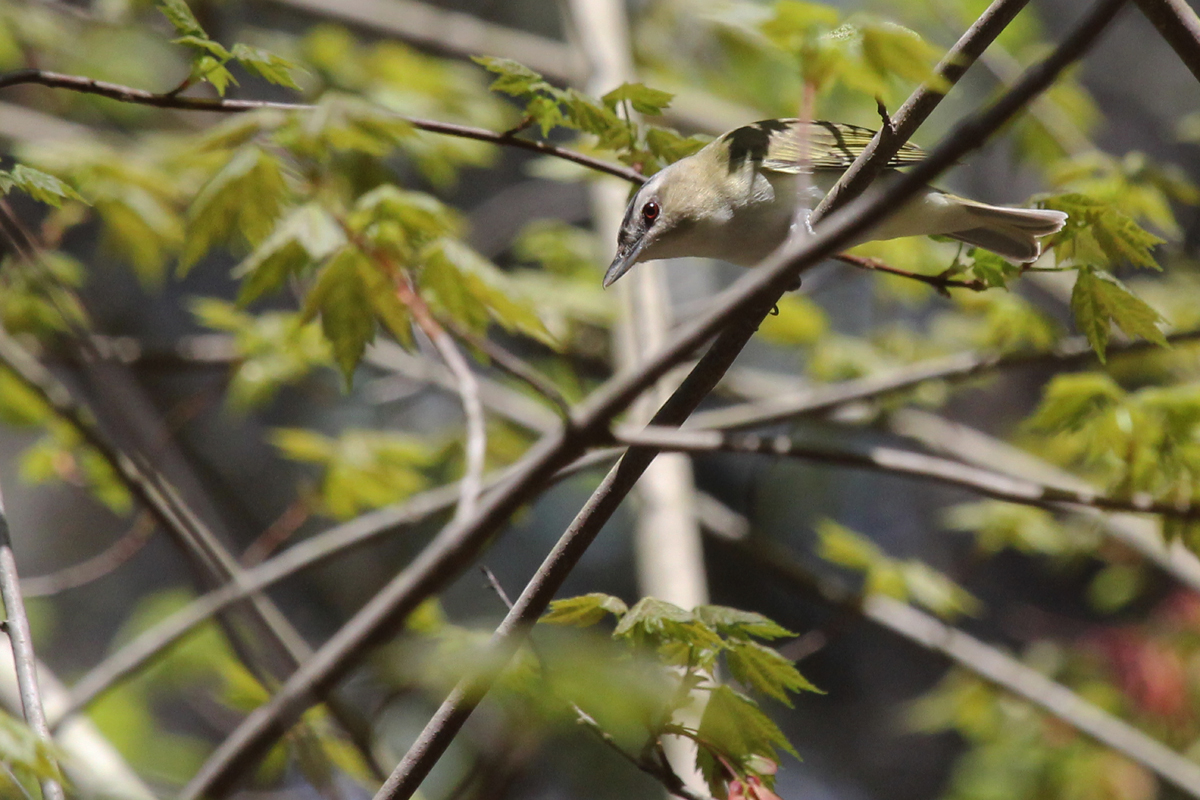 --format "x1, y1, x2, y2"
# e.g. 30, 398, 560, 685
603, 155, 719, 288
